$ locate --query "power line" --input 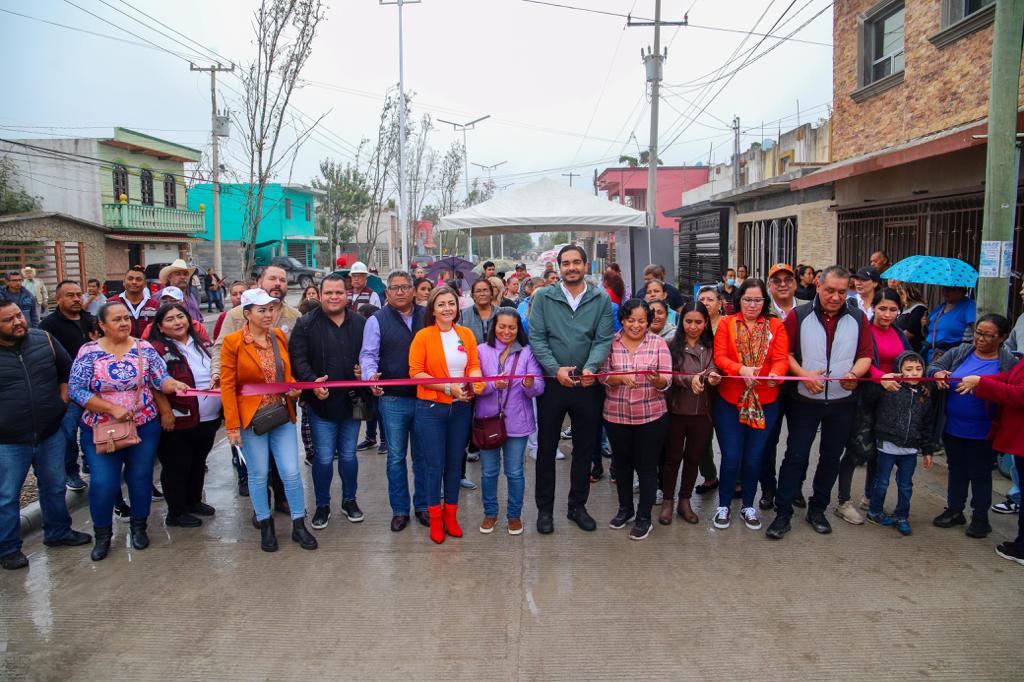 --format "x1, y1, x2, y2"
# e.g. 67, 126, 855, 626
661, 0, 805, 154
93, 0, 218, 64
519, 0, 831, 46
60, 0, 193, 64
0, 7, 195, 58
